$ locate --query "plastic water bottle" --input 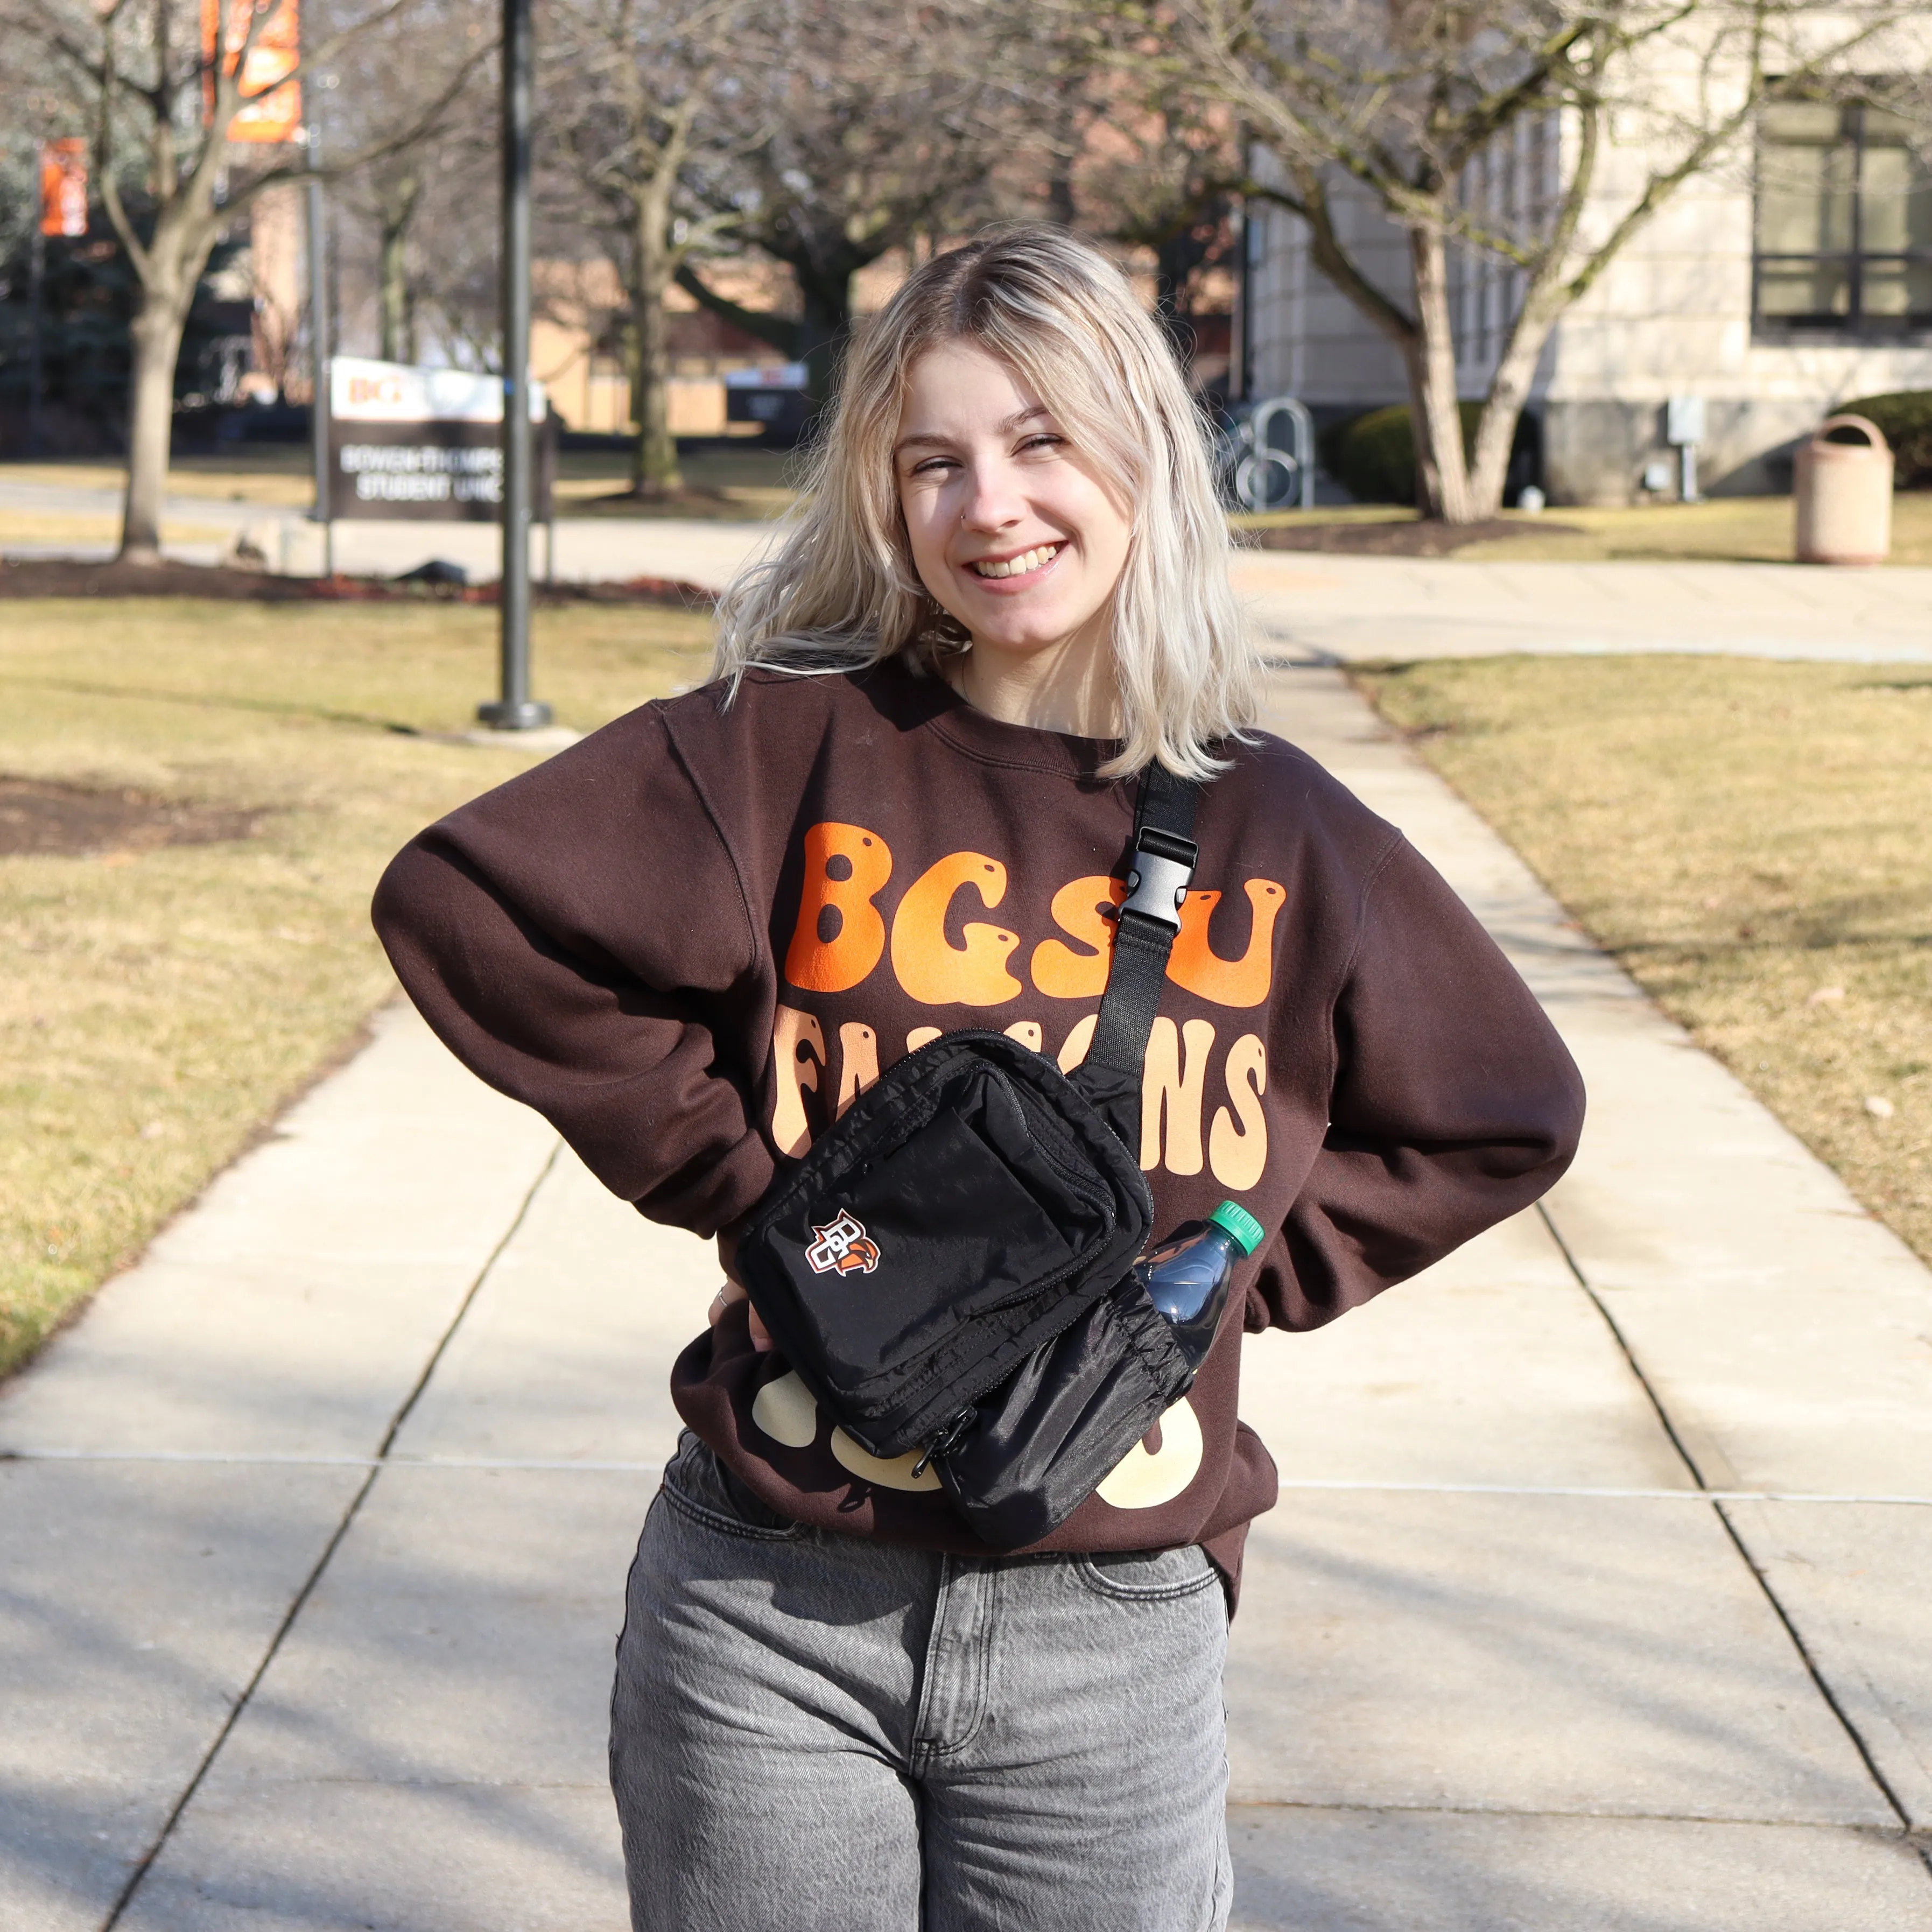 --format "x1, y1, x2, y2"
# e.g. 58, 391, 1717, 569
1137, 1200, 1266, 1371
